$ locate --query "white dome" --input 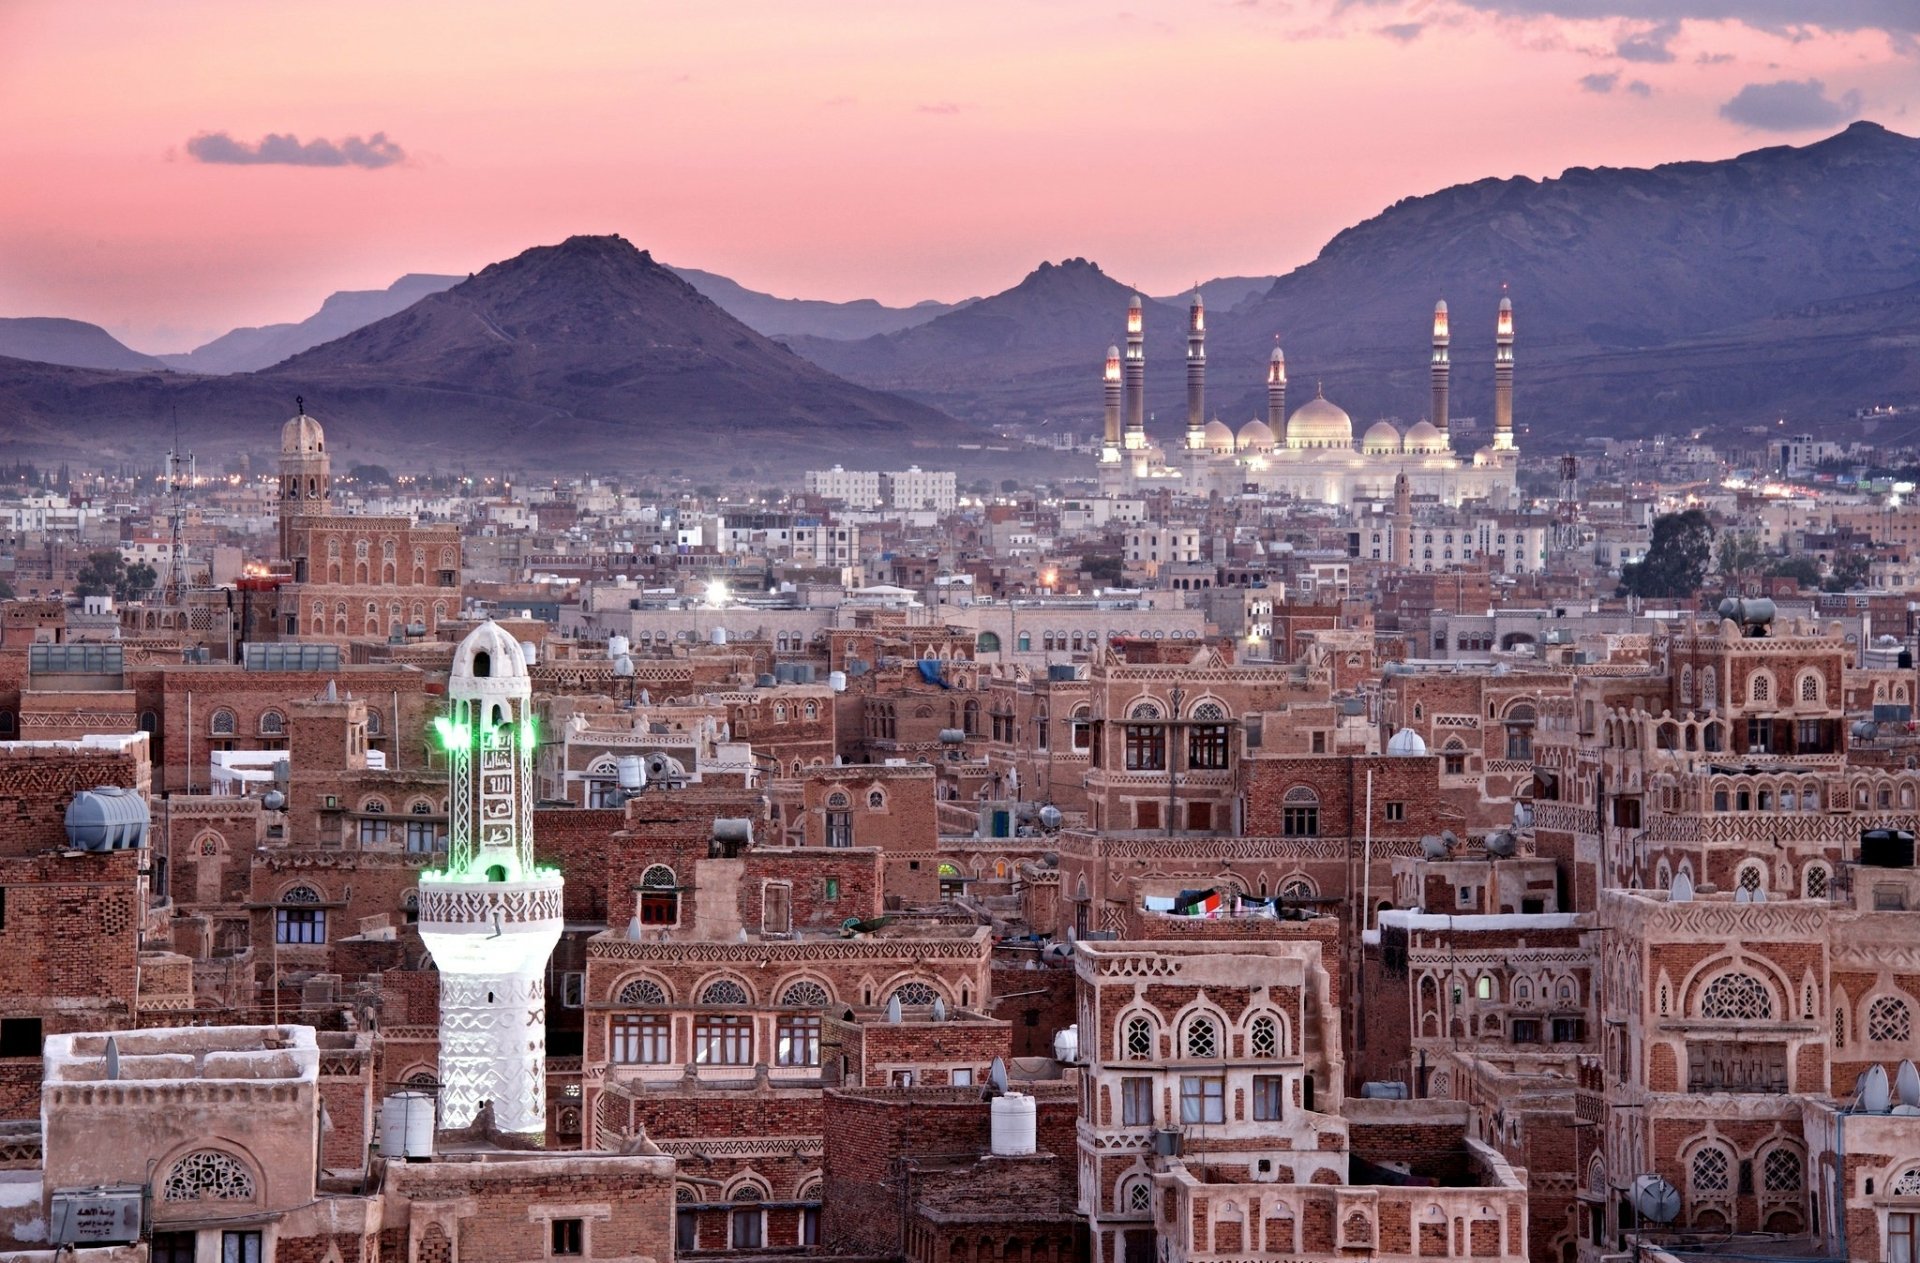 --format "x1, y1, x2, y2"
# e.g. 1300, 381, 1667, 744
1203, 418, 1235, 452
450, 619, 530, 691
1237, 418, 1276, 452
1286, 395, 1353, 449
282, 412, 325, 454
1361, 421, 1401, 455
1403, 420, 1446, 454
1387, 727, 1428, 756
